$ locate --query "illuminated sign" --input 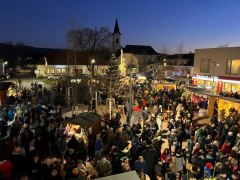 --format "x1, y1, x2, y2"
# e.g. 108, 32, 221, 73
194, 75, 218, 80
55, 65, 66, 69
